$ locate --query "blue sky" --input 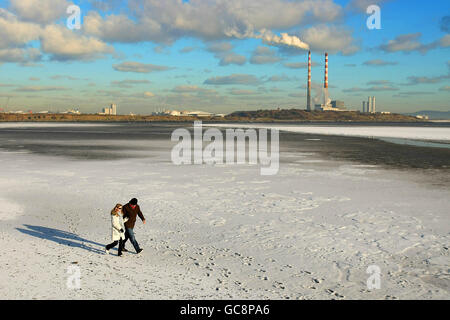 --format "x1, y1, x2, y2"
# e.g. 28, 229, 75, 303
0, 0, 448, 114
